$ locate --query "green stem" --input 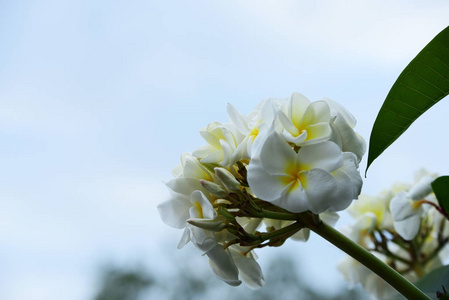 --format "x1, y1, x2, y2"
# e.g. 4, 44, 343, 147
306, 219, 430, 300
259, 208, 299, 220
